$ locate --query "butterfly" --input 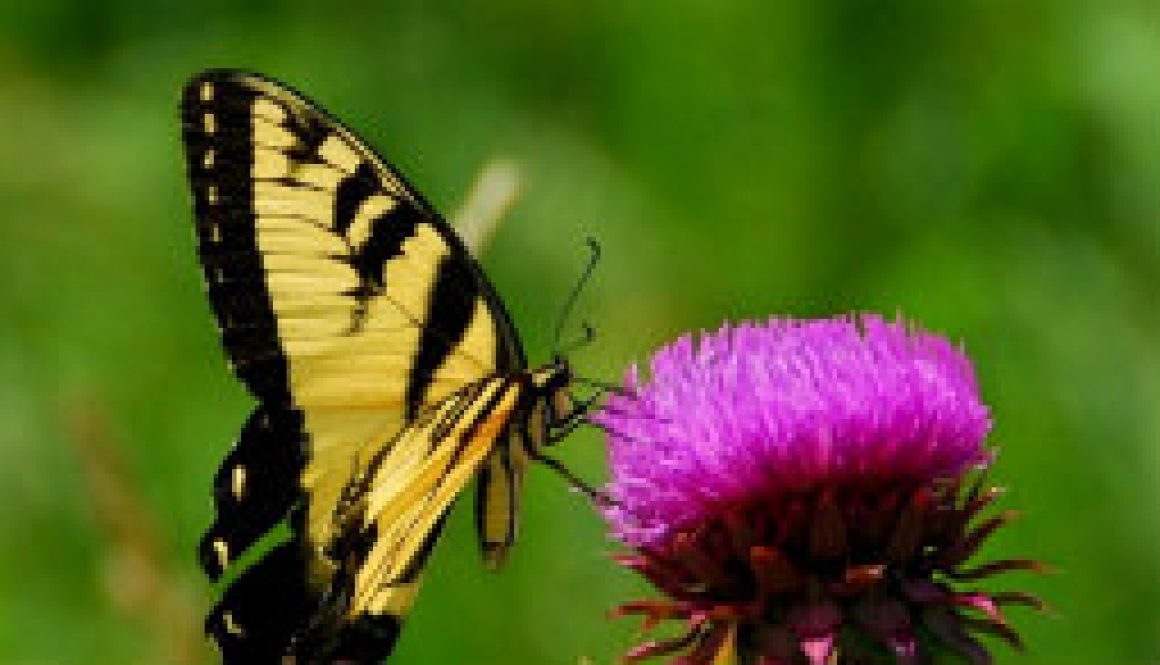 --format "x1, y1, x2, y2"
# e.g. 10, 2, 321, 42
181, 70, 601, 663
